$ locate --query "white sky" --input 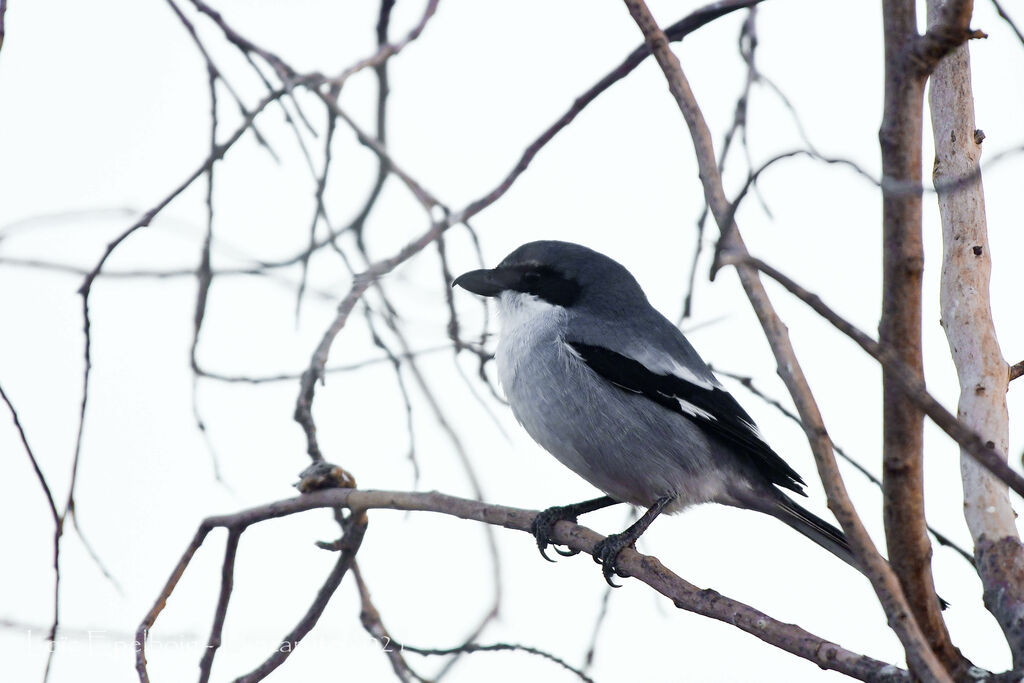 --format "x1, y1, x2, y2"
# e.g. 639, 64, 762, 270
1, 1, 1023, 681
